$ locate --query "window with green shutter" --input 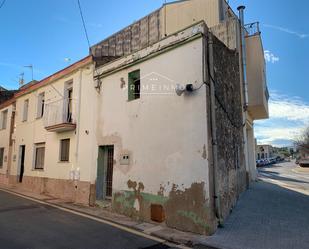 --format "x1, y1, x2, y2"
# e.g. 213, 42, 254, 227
128, 70, 140, 101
